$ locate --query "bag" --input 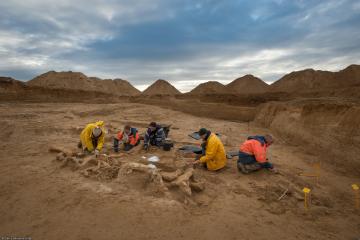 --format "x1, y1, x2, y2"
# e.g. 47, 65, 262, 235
160, 124, 171, 138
